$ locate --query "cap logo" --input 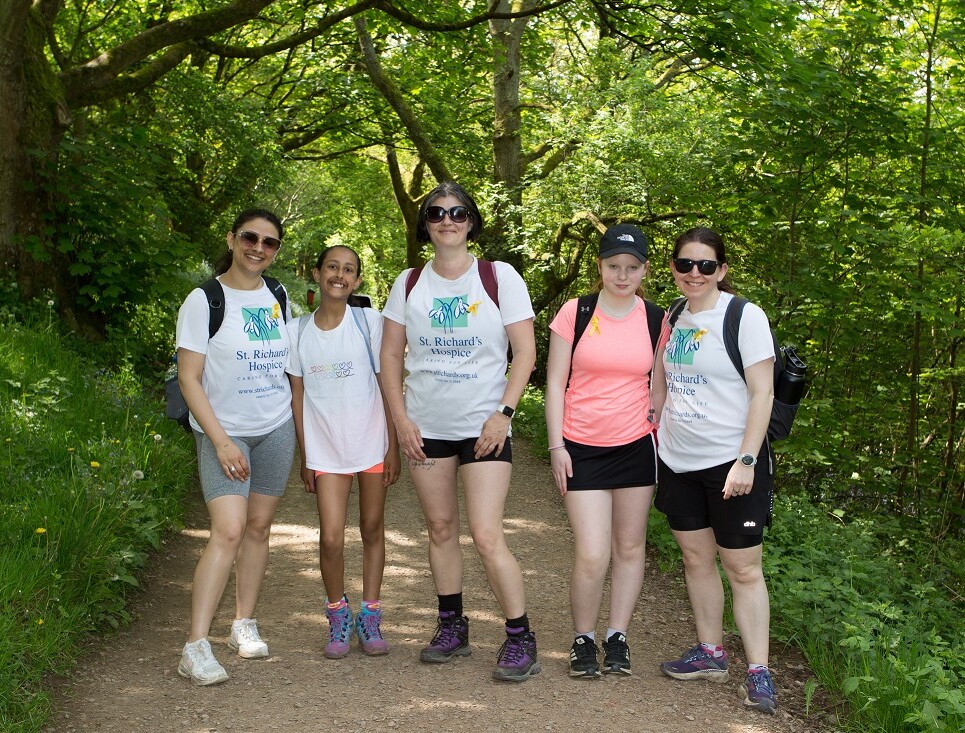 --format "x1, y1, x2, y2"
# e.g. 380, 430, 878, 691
617, 234, 635, 242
